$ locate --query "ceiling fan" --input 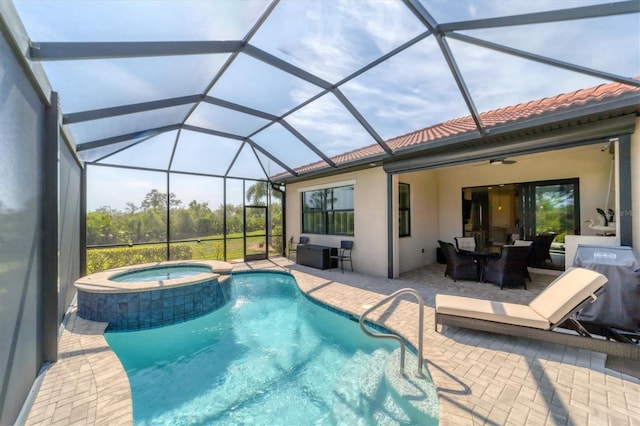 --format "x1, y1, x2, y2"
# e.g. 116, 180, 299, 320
489, 158, 517, 165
